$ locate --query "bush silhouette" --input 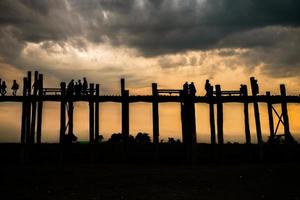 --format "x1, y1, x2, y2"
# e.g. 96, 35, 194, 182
135, 132, 151, 144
